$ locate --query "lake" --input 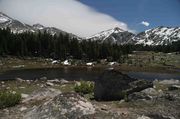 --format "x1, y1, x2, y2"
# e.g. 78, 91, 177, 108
0, 67, 180, 81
